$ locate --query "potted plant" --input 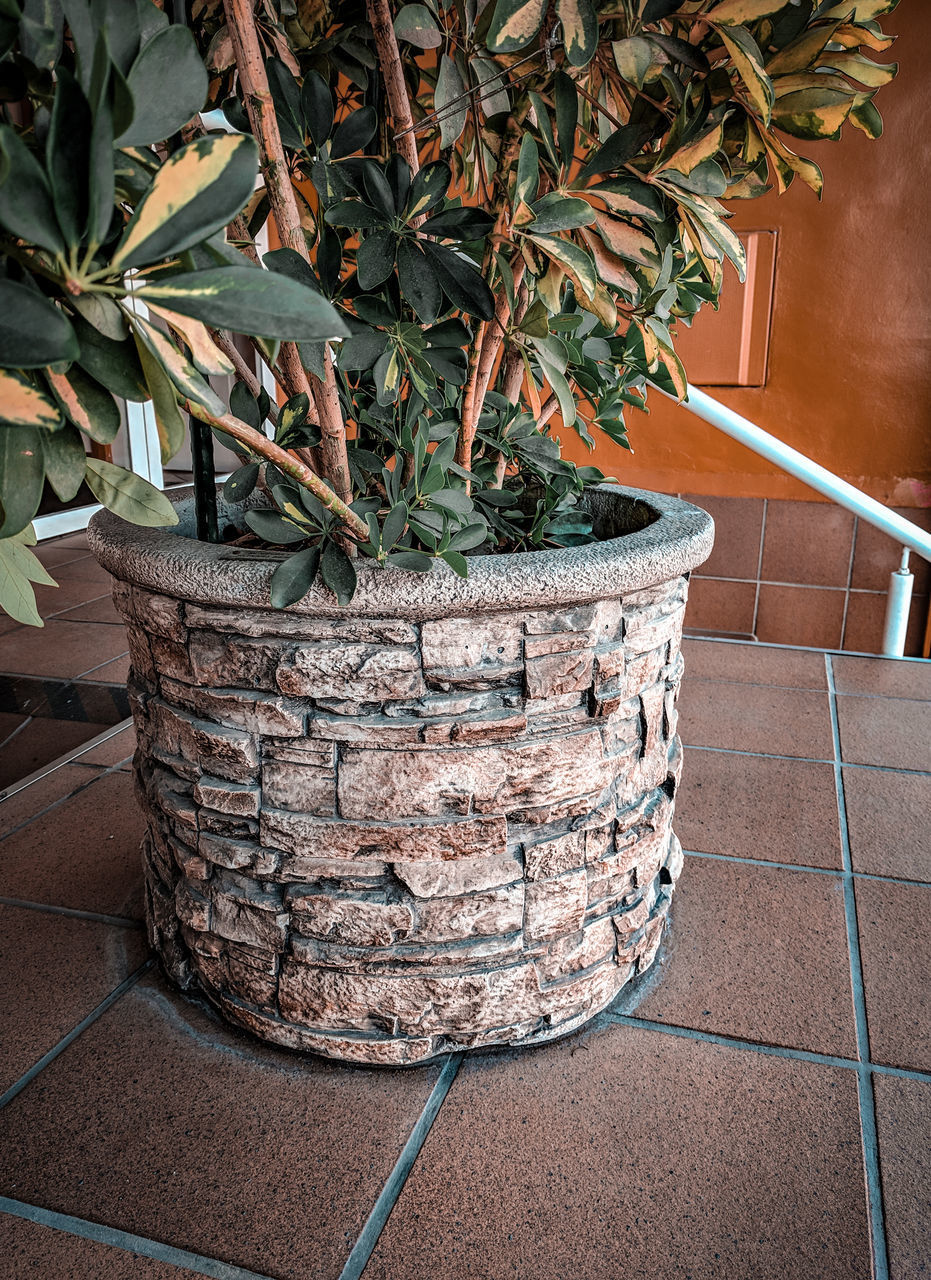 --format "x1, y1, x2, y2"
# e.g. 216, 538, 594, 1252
0, 0, 897, 1063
